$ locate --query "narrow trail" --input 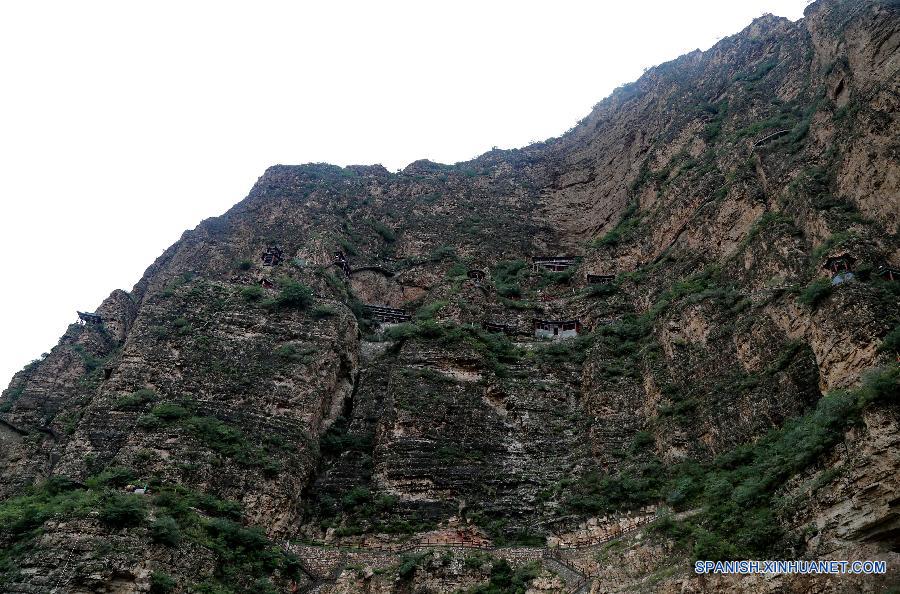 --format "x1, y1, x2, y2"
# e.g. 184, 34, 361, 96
283, 515, 664, 594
